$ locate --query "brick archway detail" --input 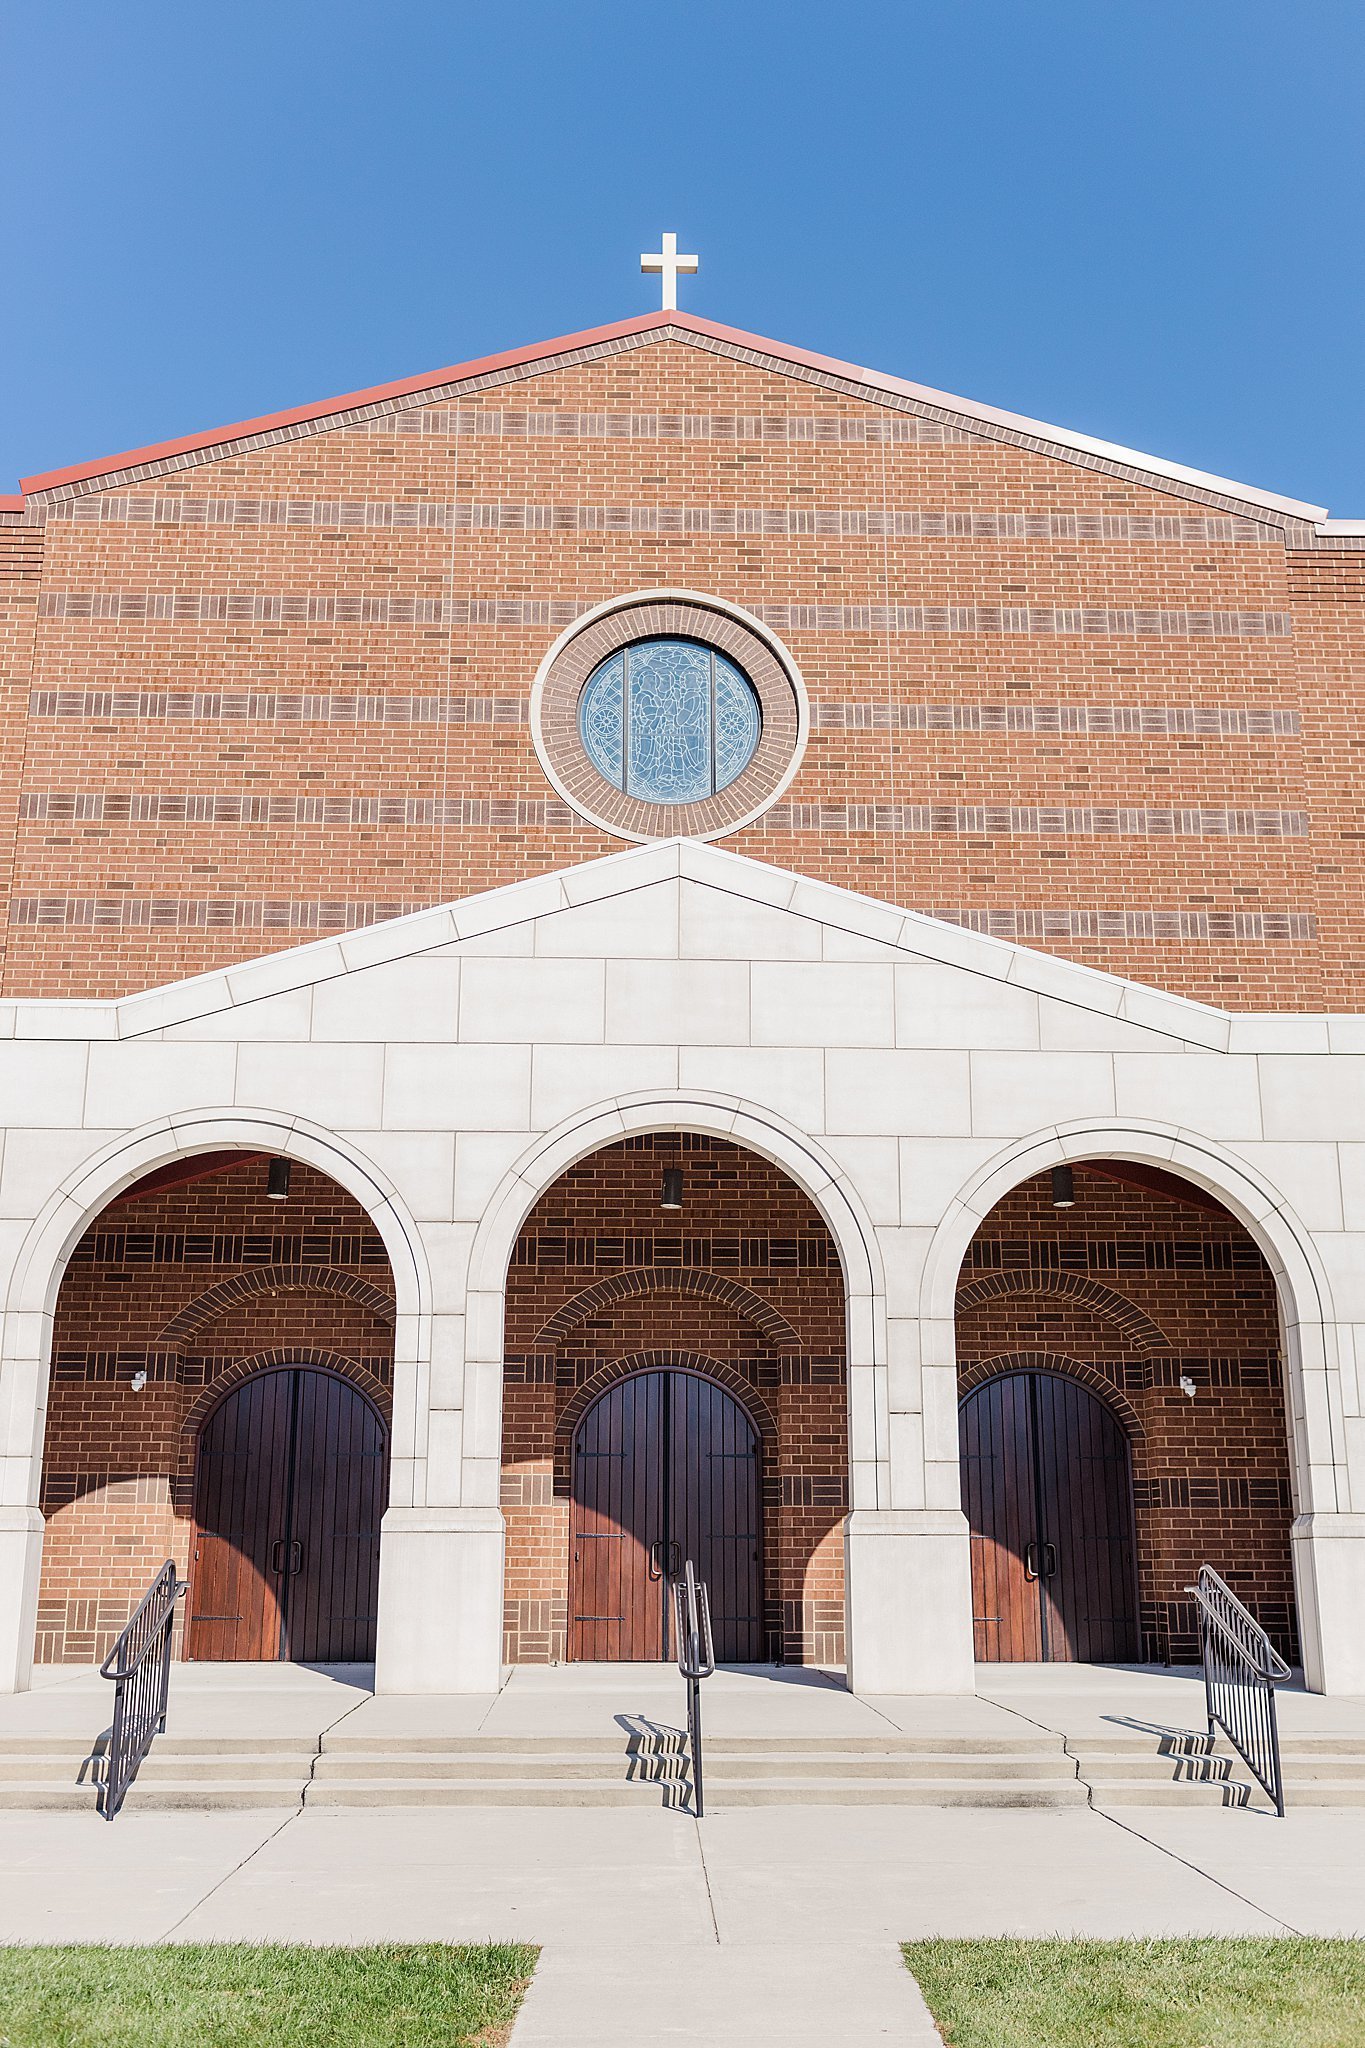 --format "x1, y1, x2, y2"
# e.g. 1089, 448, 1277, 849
956, 1349, 1145, 1439
955, 1269, 1170, 1352
536, 1267, 802, 1351
554, 1348, 777, 1493
158, 1266, 396, 1348
174, 1348, 392, 1517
